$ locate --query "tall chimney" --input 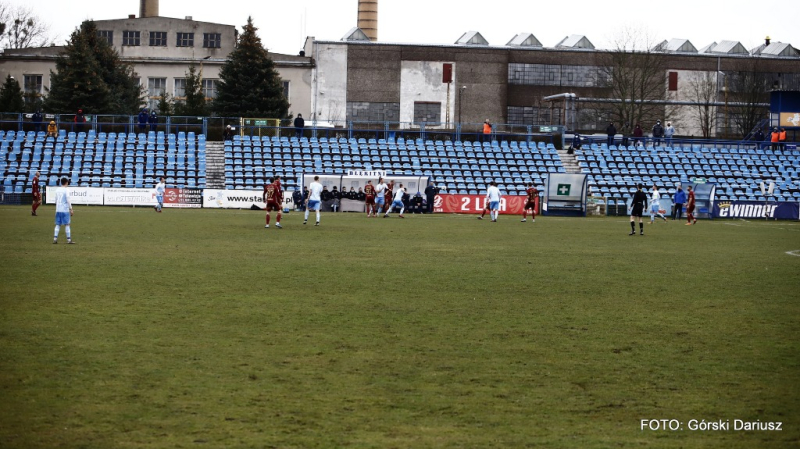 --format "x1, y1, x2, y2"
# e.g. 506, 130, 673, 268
357, 0, 378, 42
140, 0, 159, 18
